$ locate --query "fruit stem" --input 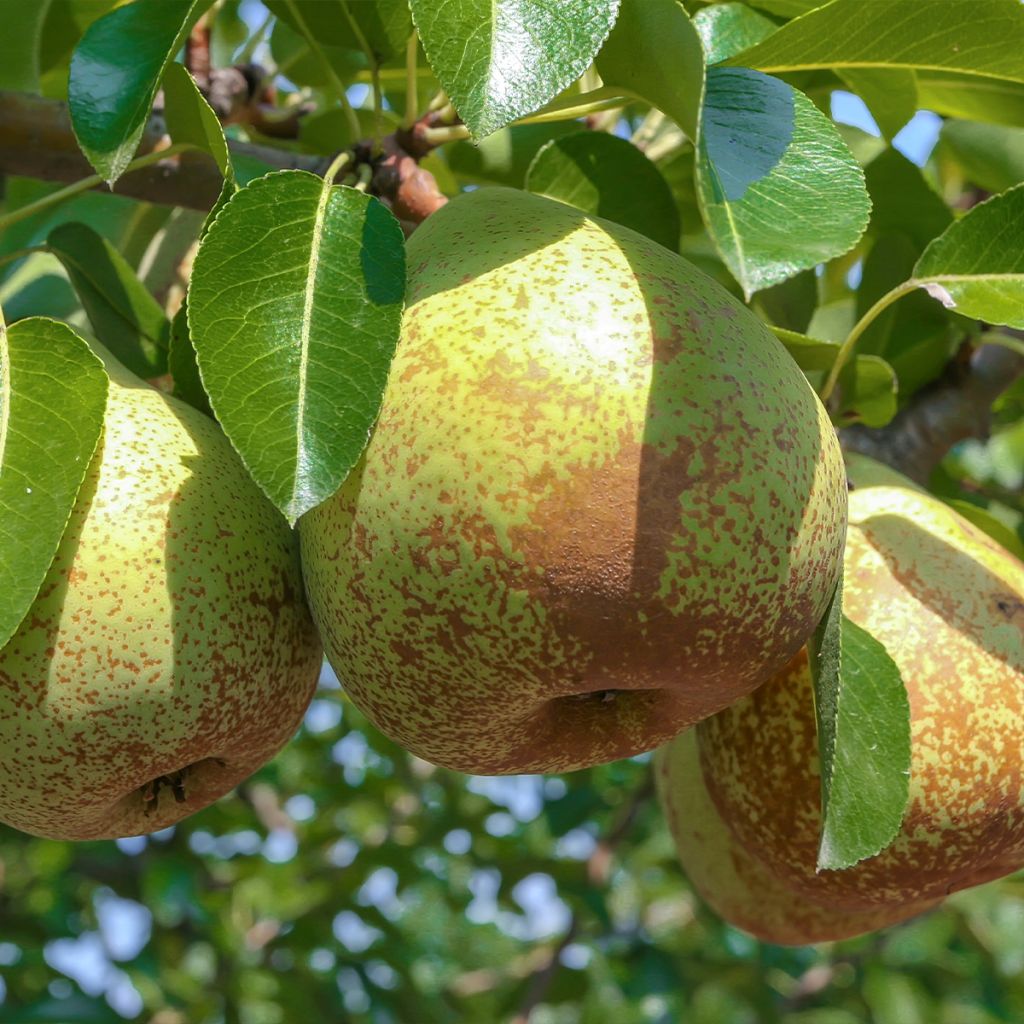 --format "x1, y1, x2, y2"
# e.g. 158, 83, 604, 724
324, 150, 353, 184
0, 144, 193, 233
819, 279, 922, 401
